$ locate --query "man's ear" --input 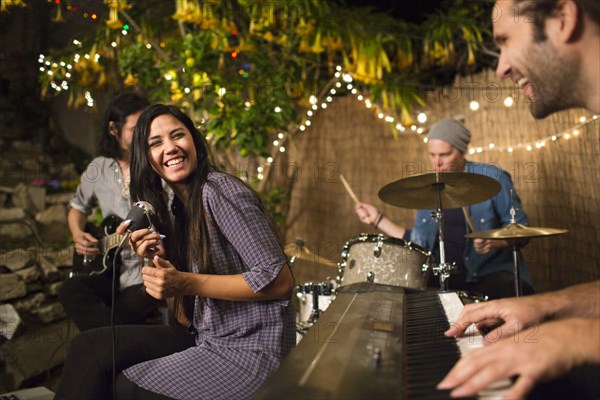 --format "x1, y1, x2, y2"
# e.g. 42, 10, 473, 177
108, 121, 119, 137
550, 0, 580, 43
